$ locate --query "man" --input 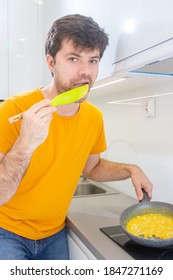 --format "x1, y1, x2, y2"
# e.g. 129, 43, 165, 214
0, 14, 153, 260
